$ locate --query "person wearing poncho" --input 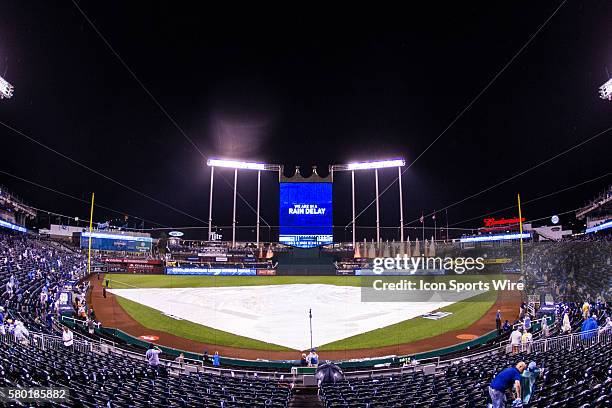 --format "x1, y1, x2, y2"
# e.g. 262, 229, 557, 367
581, 315, 598, 340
